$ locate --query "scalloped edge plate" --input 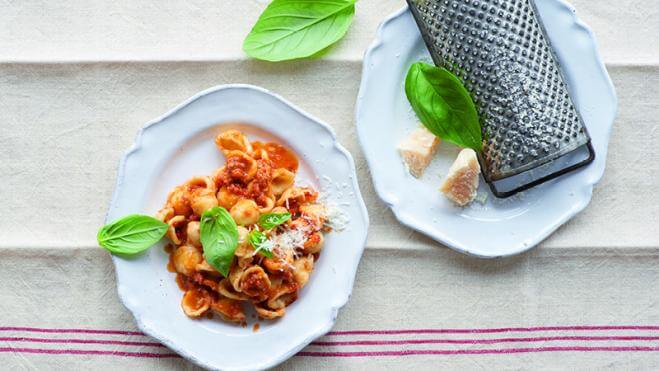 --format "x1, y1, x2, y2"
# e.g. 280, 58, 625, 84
106, 84, 369, 370
356, 2, 616, 257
